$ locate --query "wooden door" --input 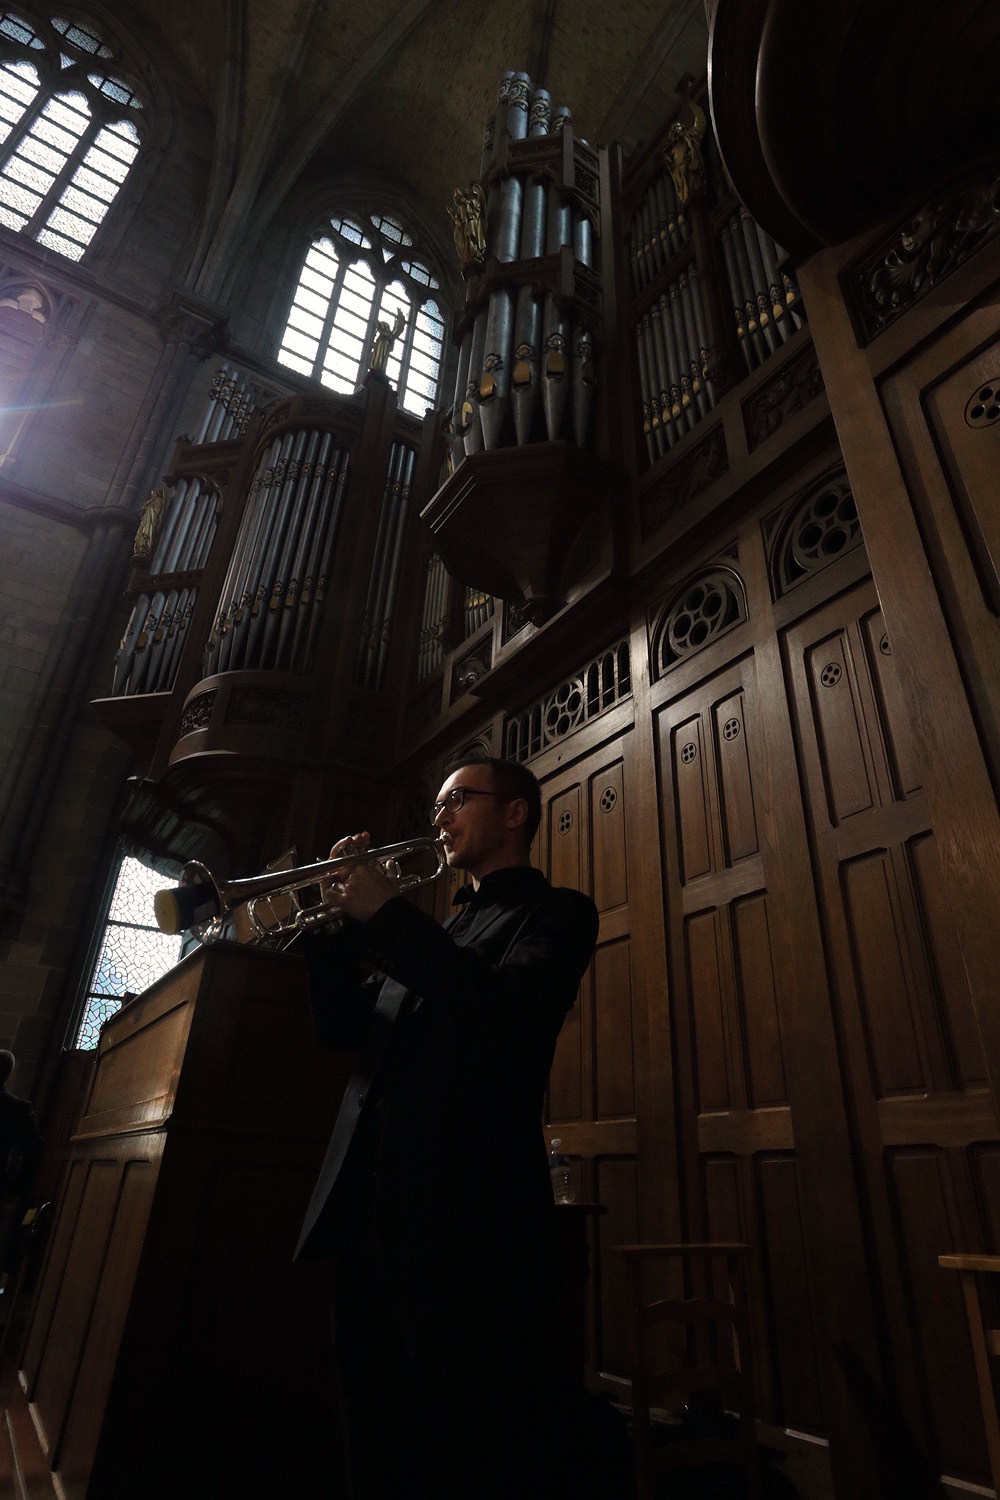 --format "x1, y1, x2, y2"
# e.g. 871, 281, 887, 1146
783, 577, 999, 1479
543, 734, 642, 1382
653, 647, 828, 1434
650, 543, 999, 1483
